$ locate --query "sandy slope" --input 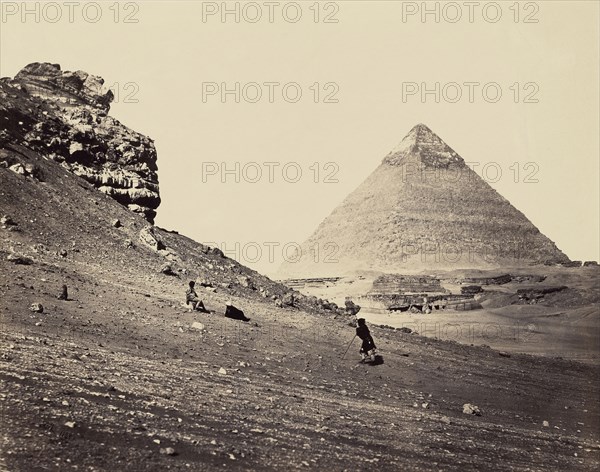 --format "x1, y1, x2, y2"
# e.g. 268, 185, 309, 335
1, 257, 599, 471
